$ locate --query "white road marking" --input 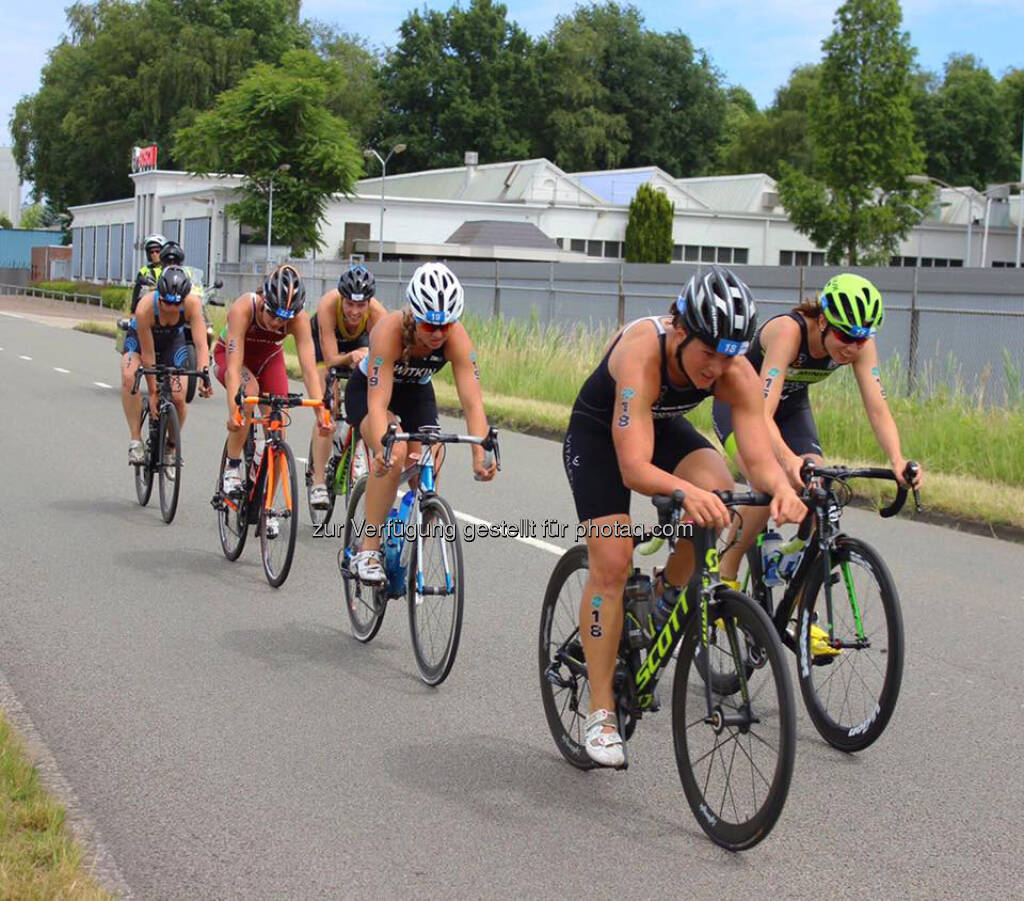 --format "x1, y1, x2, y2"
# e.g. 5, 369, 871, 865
93, 381, 113, 389
19, 355, 32, 361
0, 311, 24, 319
296, 457, 307, 464
453, 509, 565, 556
54, 367, 70, 374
